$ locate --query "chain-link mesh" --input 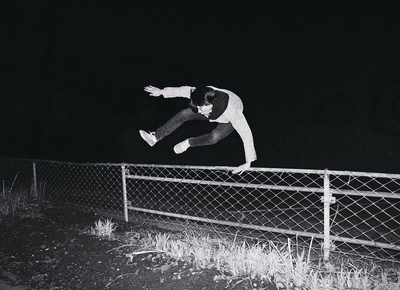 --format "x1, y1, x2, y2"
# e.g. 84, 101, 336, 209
329, 170, 400, 263
125, 164, 400, 264
35, 160, 124, 217
1, 158, 399, 264
125, 165, 325, 257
